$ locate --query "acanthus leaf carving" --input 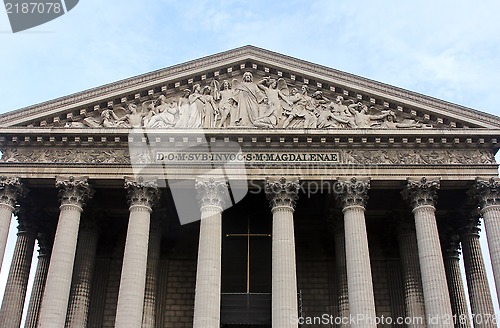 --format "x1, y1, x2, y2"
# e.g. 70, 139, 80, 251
56, 176, 94, 208
472, 177, 500, 209
124, 177, 160, 209
334, 177, 370, 209
402, 177, 440, 209
195, 177, 228, 210
265, 177, 299, 210
0, 176, 25, 209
